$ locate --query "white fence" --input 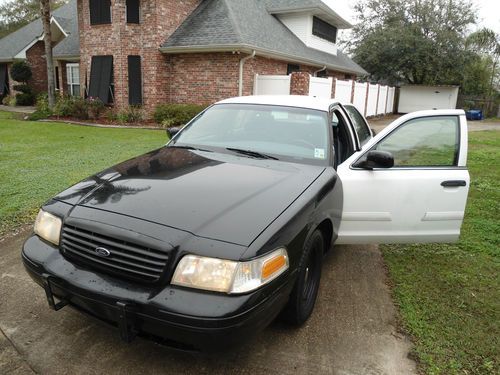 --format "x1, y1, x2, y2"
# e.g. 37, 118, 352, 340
309, 77, 333, 99
254, 74, 291, 96
253, 73, 395, 117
